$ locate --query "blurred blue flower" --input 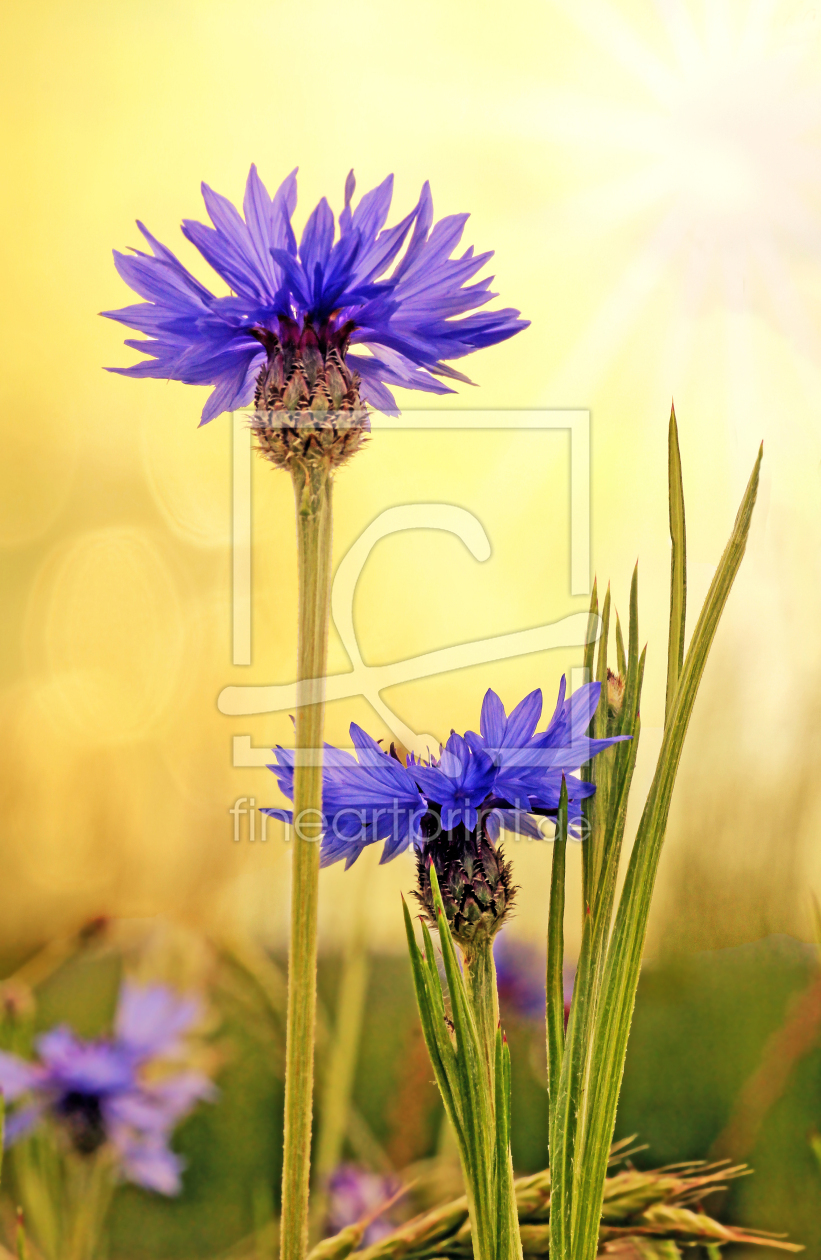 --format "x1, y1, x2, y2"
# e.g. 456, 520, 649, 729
0, 982, 215, 1195
494, 938, 576, 1026
325, 1164, 401, 1245
494, 938, 546, 1019
104, 166, 528, 423
264, 677, 627, 868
